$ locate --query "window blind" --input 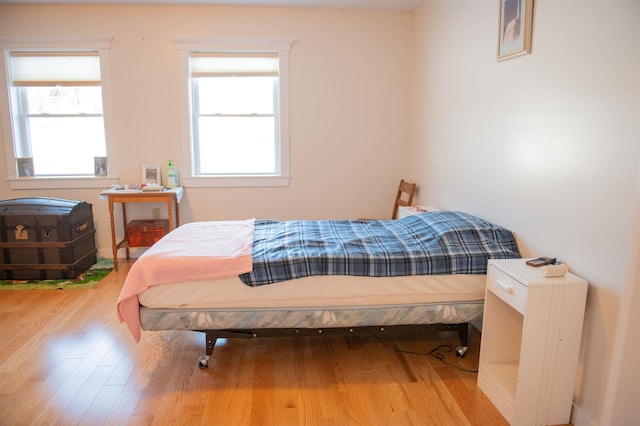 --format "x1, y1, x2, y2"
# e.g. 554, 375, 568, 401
190, 53, 279, 77
10, 51, 101, 86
